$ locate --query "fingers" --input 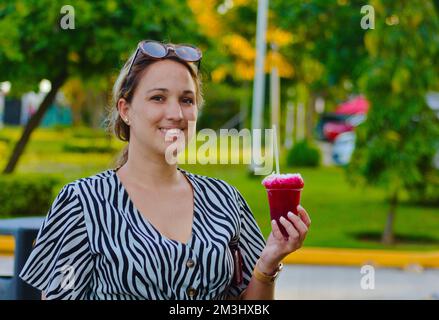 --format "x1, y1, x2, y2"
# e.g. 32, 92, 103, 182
286, 212, 308, 243
297, 205, 311, 228
279, 216, 300, 242
271, 219, 285, 241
